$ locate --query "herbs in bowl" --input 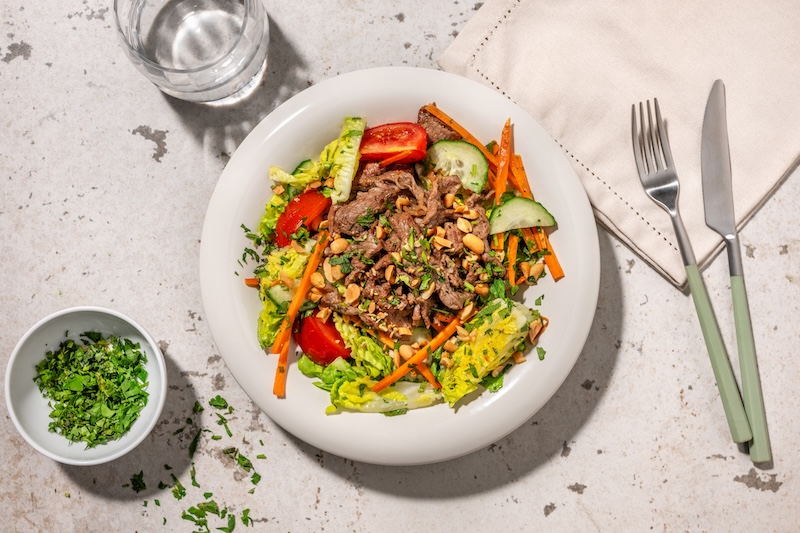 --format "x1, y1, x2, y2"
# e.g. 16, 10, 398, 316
33, 331, 149, 448
5, 306, 167, 465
